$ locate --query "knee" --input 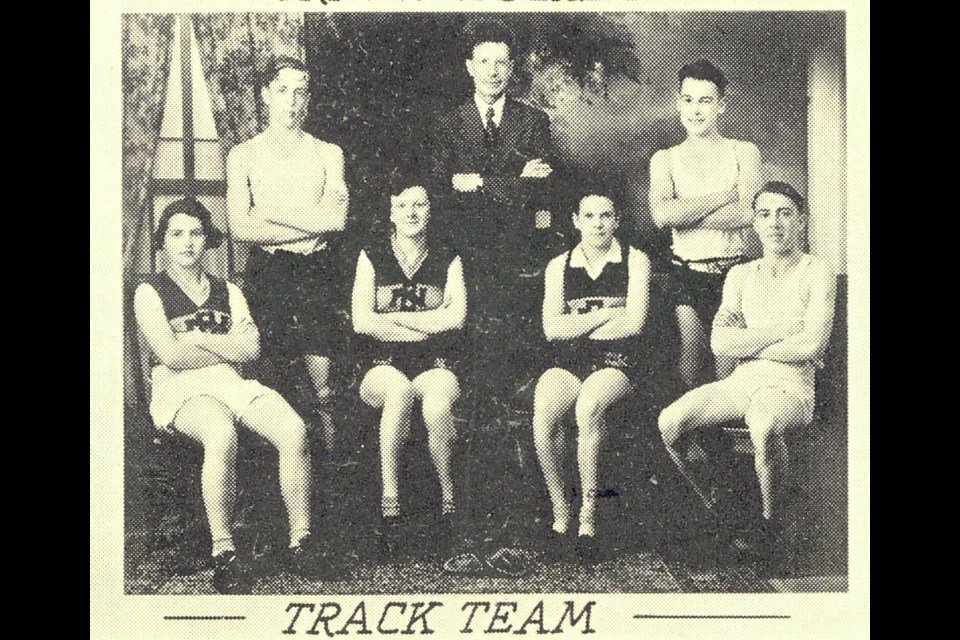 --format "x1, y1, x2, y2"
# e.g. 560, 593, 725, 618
383, 380, 415, 410
422, 395, 455, 428
657, 404, 685, 446
202, 421, 238, 461
745, 411, 788, 454
574, 396, 605, 435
